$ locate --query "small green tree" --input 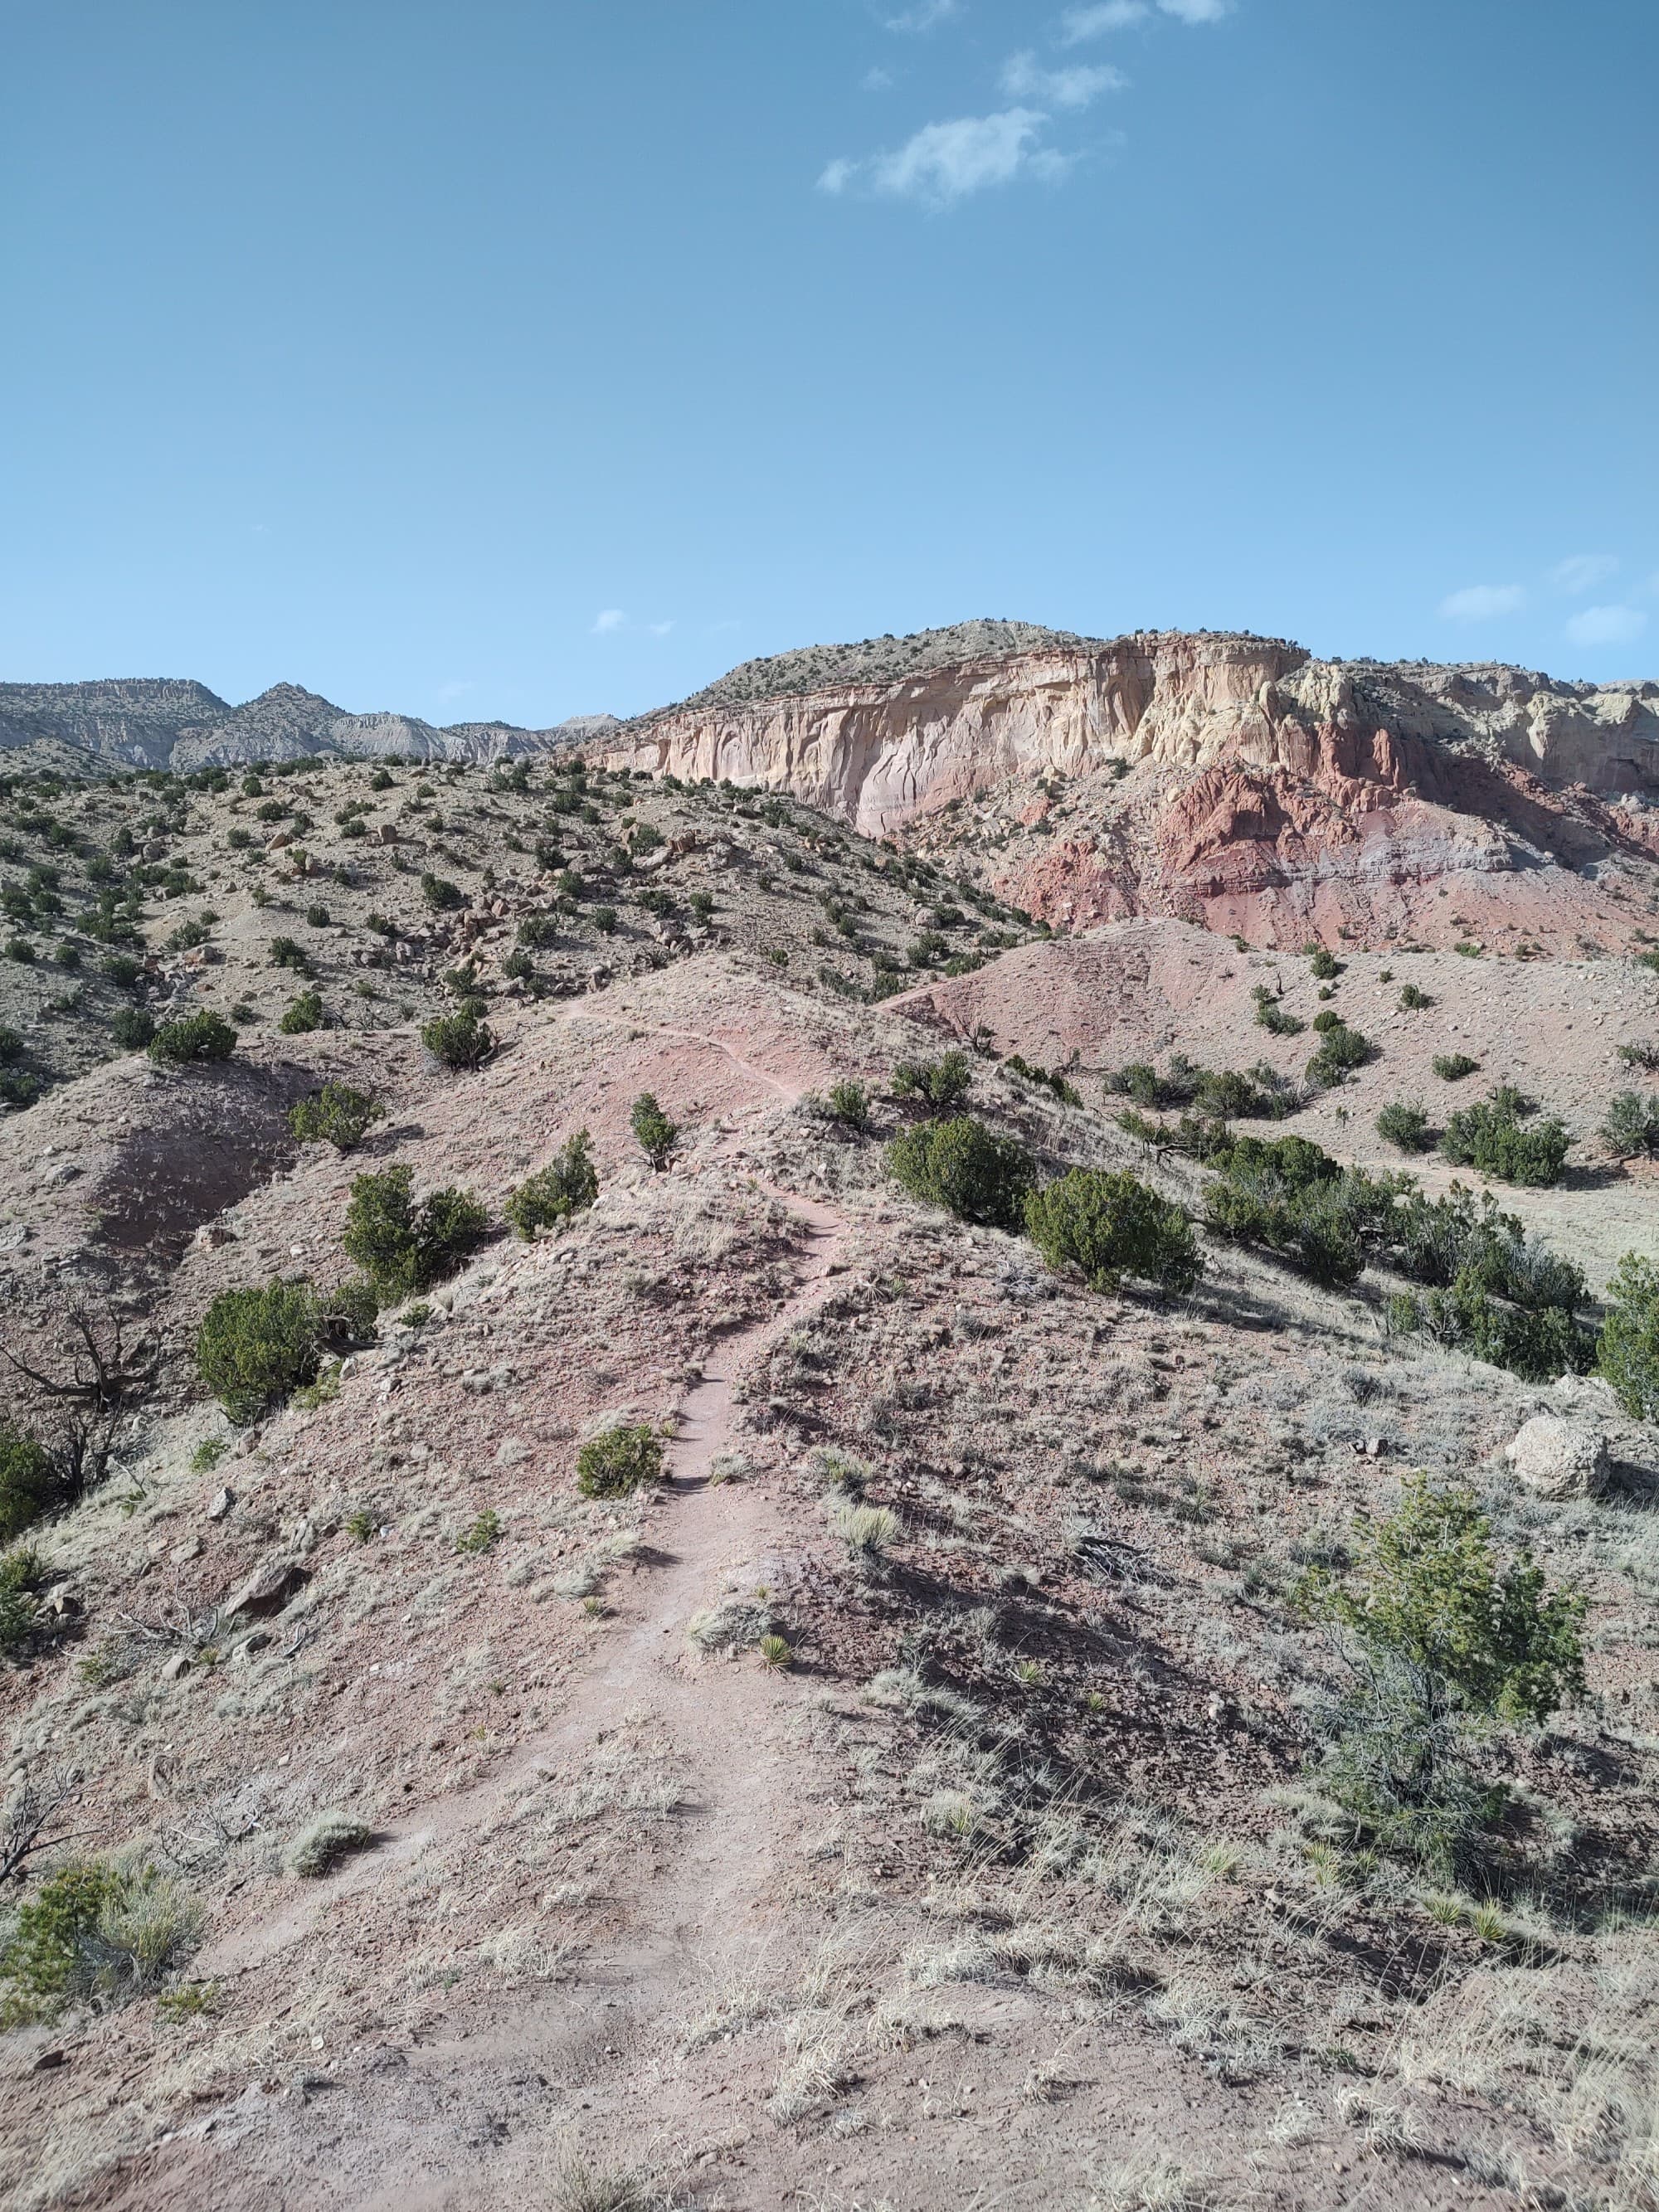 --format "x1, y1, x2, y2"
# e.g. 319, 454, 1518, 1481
504, 1131, 599, 1238
195, 1282, 321, 1422
0, 1427, 65, 1544
1441, 1092, 1570, 1187
823, 1079, 871, 1132
340, 1167, 488, 1296
1433, 1053, 1481, 1082
1398, 983, 1431, 1010
1302, 1475, 1586, 1876
1597, 1252, 1659, 1421
421, 1009, 493, 1069
1308, 947, 1343, 980
577, 1423, 664, 1498
630, 1091, 679, 1171
421, 873, 465, 912
1306, 1021, 1370, 1087
1601, 1089, 1659, 1162
279, 989, 325, 1034
110, 1006, 155, 1053
148, 1011, 236, 1067
1024, 1169, 1200, 1296
886, 1116, 1034, 1232
1375, 1101, 1433, 1154
288, 1082, 384, 1151
891, 1049, 972, 1109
